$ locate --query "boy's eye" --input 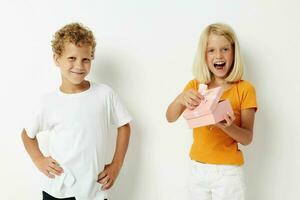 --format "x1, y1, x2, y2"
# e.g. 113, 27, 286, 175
83, 58, 91, 63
